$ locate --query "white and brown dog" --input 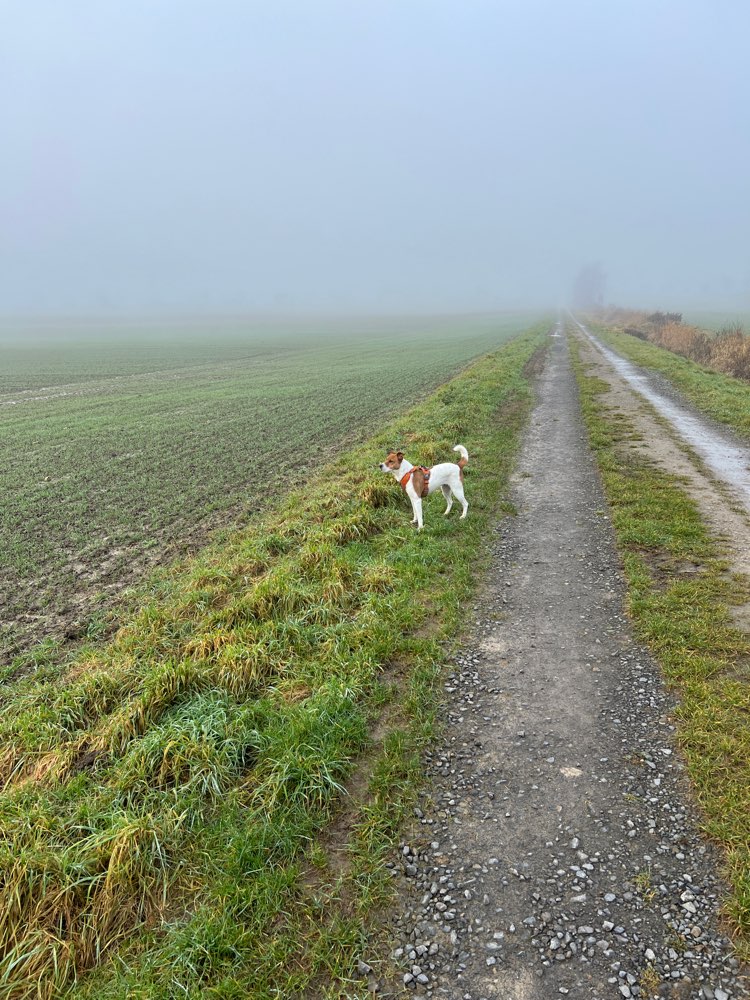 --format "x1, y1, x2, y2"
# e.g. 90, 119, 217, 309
379, 445, 469, 530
